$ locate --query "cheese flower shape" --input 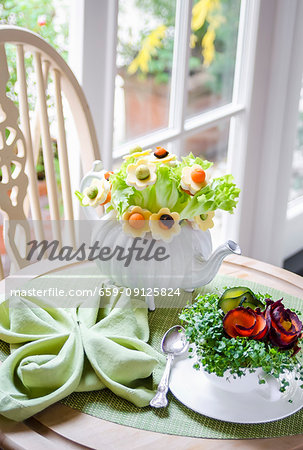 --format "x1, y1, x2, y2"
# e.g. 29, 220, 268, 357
193, 211, 215, 231
126, 159, 157, 191
123, 147, 152, 160
122, 206, 152, 238
82, 178, 111, 207
181, 164, 208, 195
149, 152, 177, 165
150, 208, 181, 242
